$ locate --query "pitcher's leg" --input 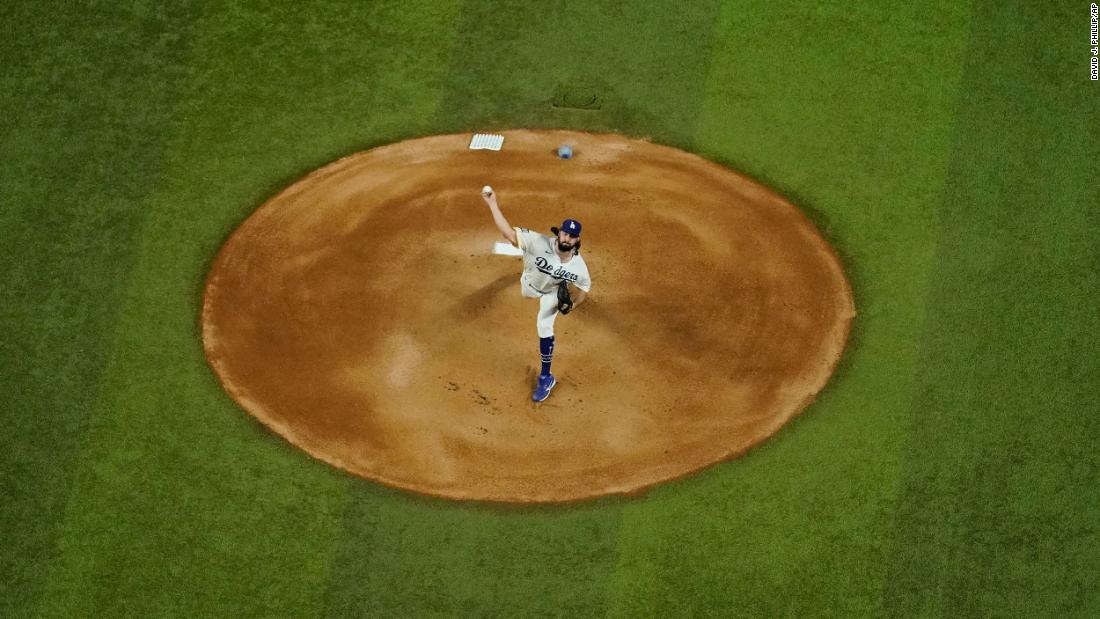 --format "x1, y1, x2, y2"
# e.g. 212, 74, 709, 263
532, 293, 559, 402
536, 292, 559, 338
539, 336, 555, 376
